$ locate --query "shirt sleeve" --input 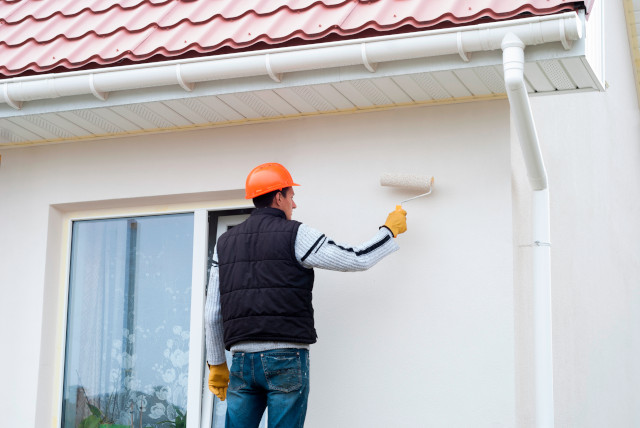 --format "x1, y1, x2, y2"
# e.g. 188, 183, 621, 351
295, 223, 399, 271
204, 248, 227, 365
